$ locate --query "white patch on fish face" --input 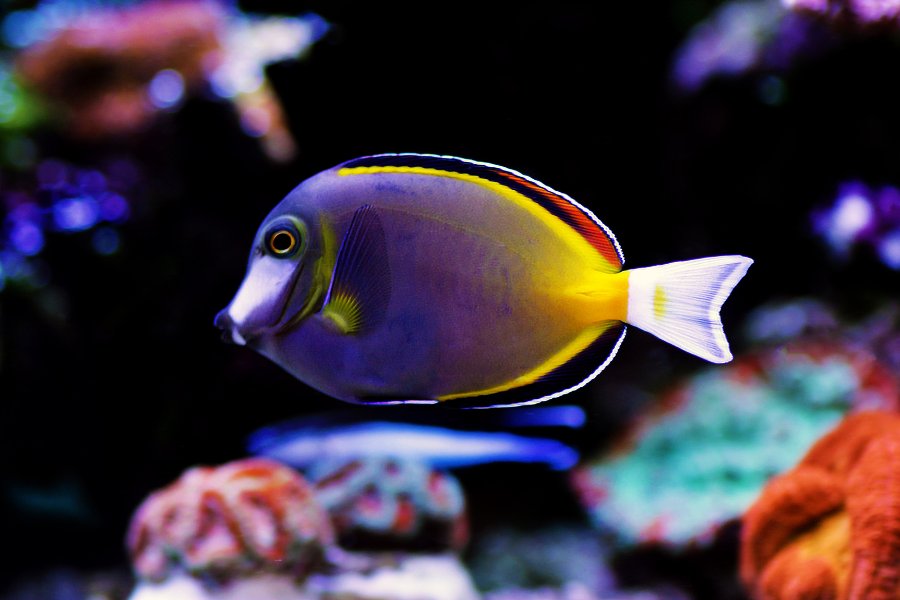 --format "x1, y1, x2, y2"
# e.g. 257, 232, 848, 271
225, 256, 301, 336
